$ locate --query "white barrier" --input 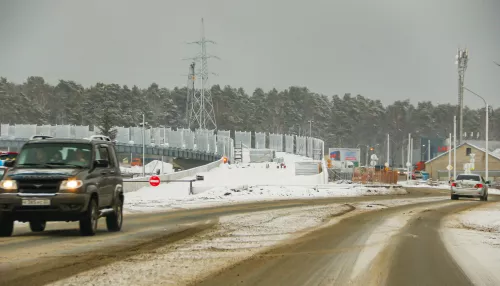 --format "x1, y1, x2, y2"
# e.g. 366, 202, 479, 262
235, 131, 251, 147
123, 159, 223, 193
255, 132, 266, 149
